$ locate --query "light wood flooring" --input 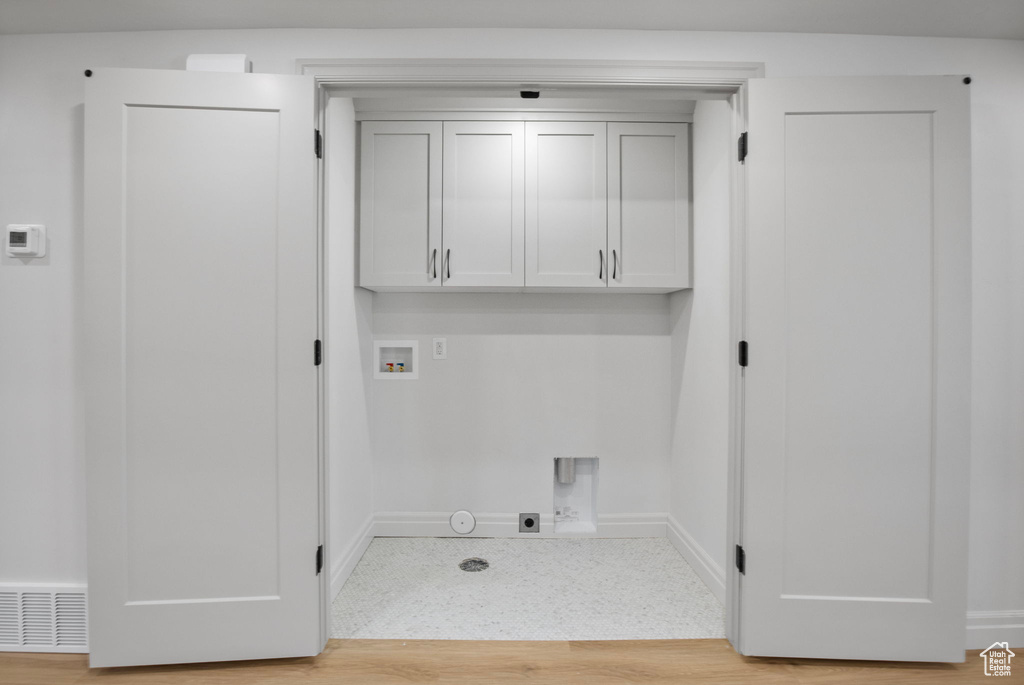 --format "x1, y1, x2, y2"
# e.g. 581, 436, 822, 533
0, 639, 1004, 684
